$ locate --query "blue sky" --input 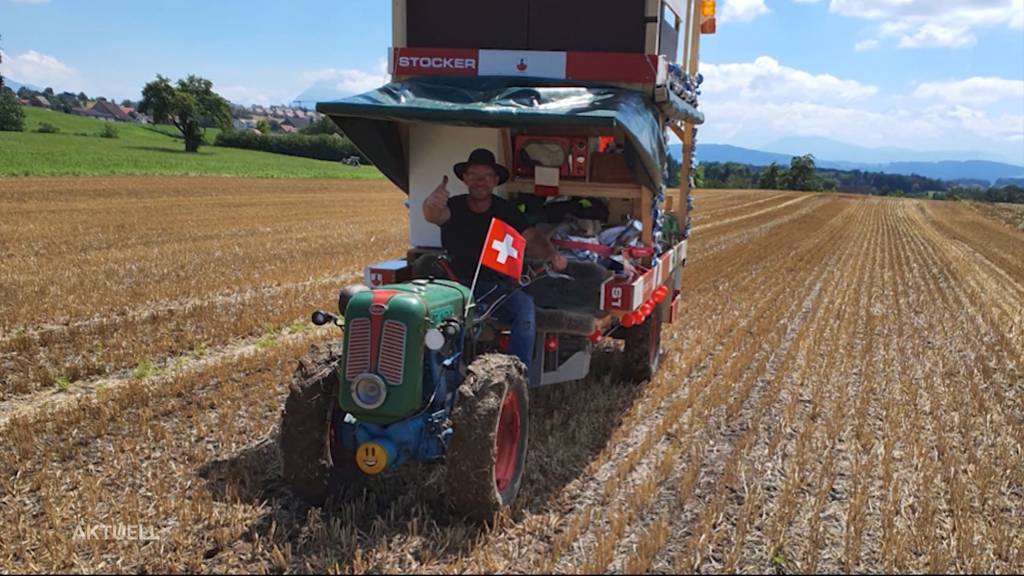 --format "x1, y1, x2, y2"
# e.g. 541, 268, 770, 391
2, 0, 1022, 162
